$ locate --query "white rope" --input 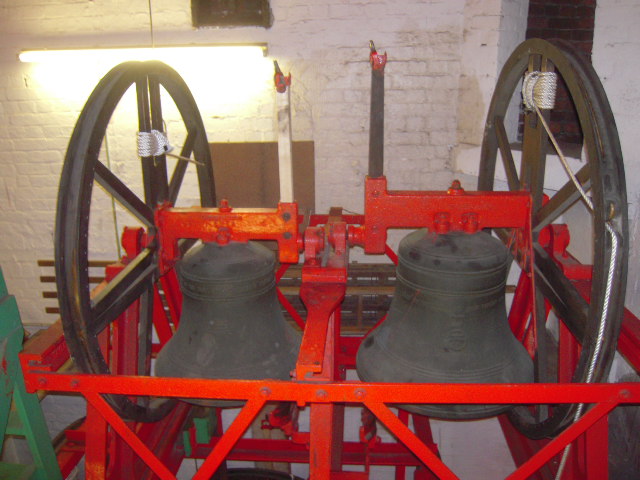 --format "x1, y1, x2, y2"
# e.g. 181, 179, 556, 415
522, 70, 619, 479
522, 71, 557, 111
555, 220, 618, 479
137, 129, 173, 157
